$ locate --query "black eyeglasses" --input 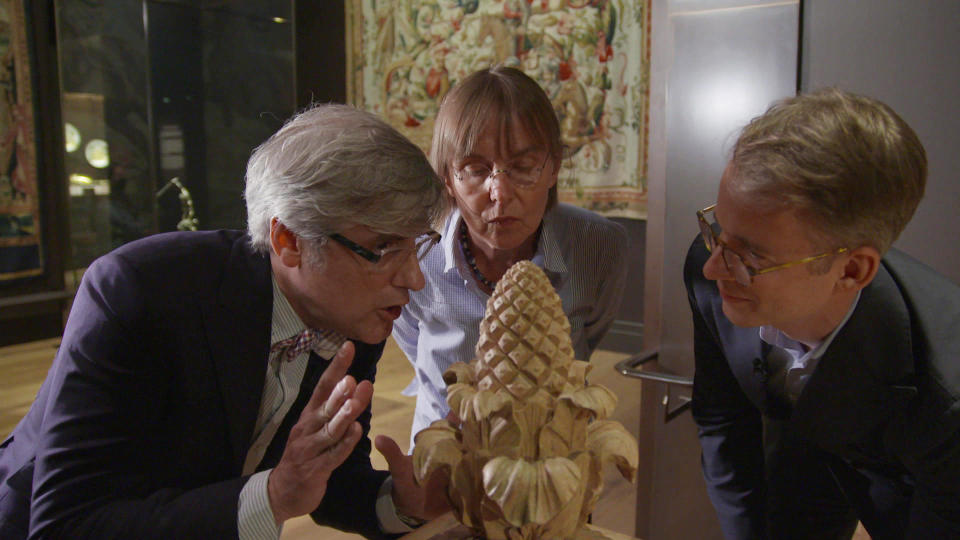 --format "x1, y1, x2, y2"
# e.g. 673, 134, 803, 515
328, 231, 441, 271
696, 204, 847, 286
